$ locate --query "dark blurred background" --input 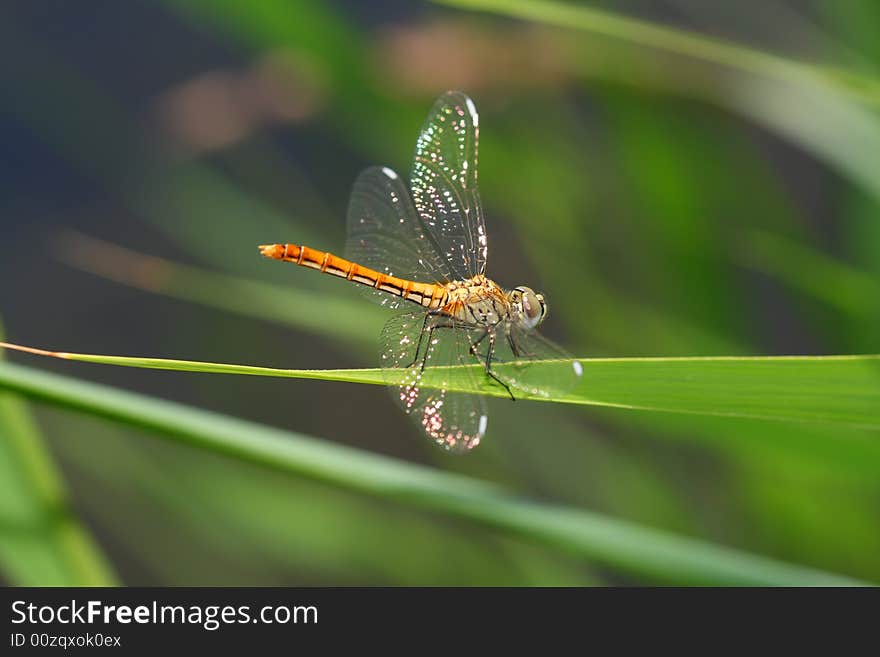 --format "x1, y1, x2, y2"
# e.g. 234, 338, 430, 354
1, 1, 878, 585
